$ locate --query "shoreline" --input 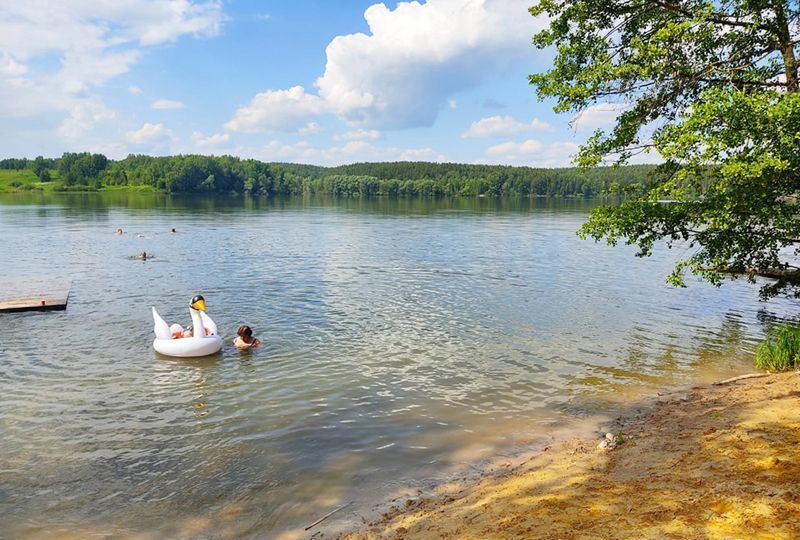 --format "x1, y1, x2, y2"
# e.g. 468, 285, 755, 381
335, 371, 800, 539
0, 186, 613, 199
